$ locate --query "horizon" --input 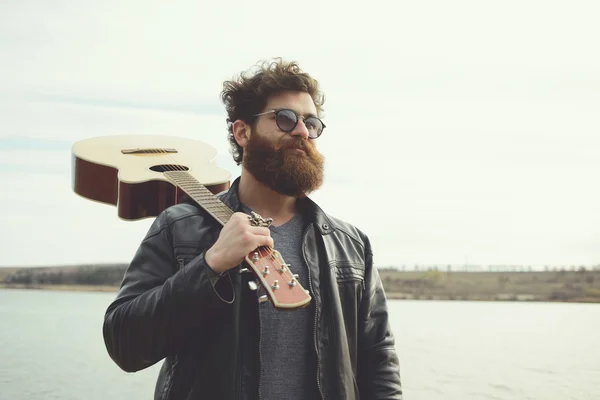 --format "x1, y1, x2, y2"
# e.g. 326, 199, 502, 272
3, 262, 600, 272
